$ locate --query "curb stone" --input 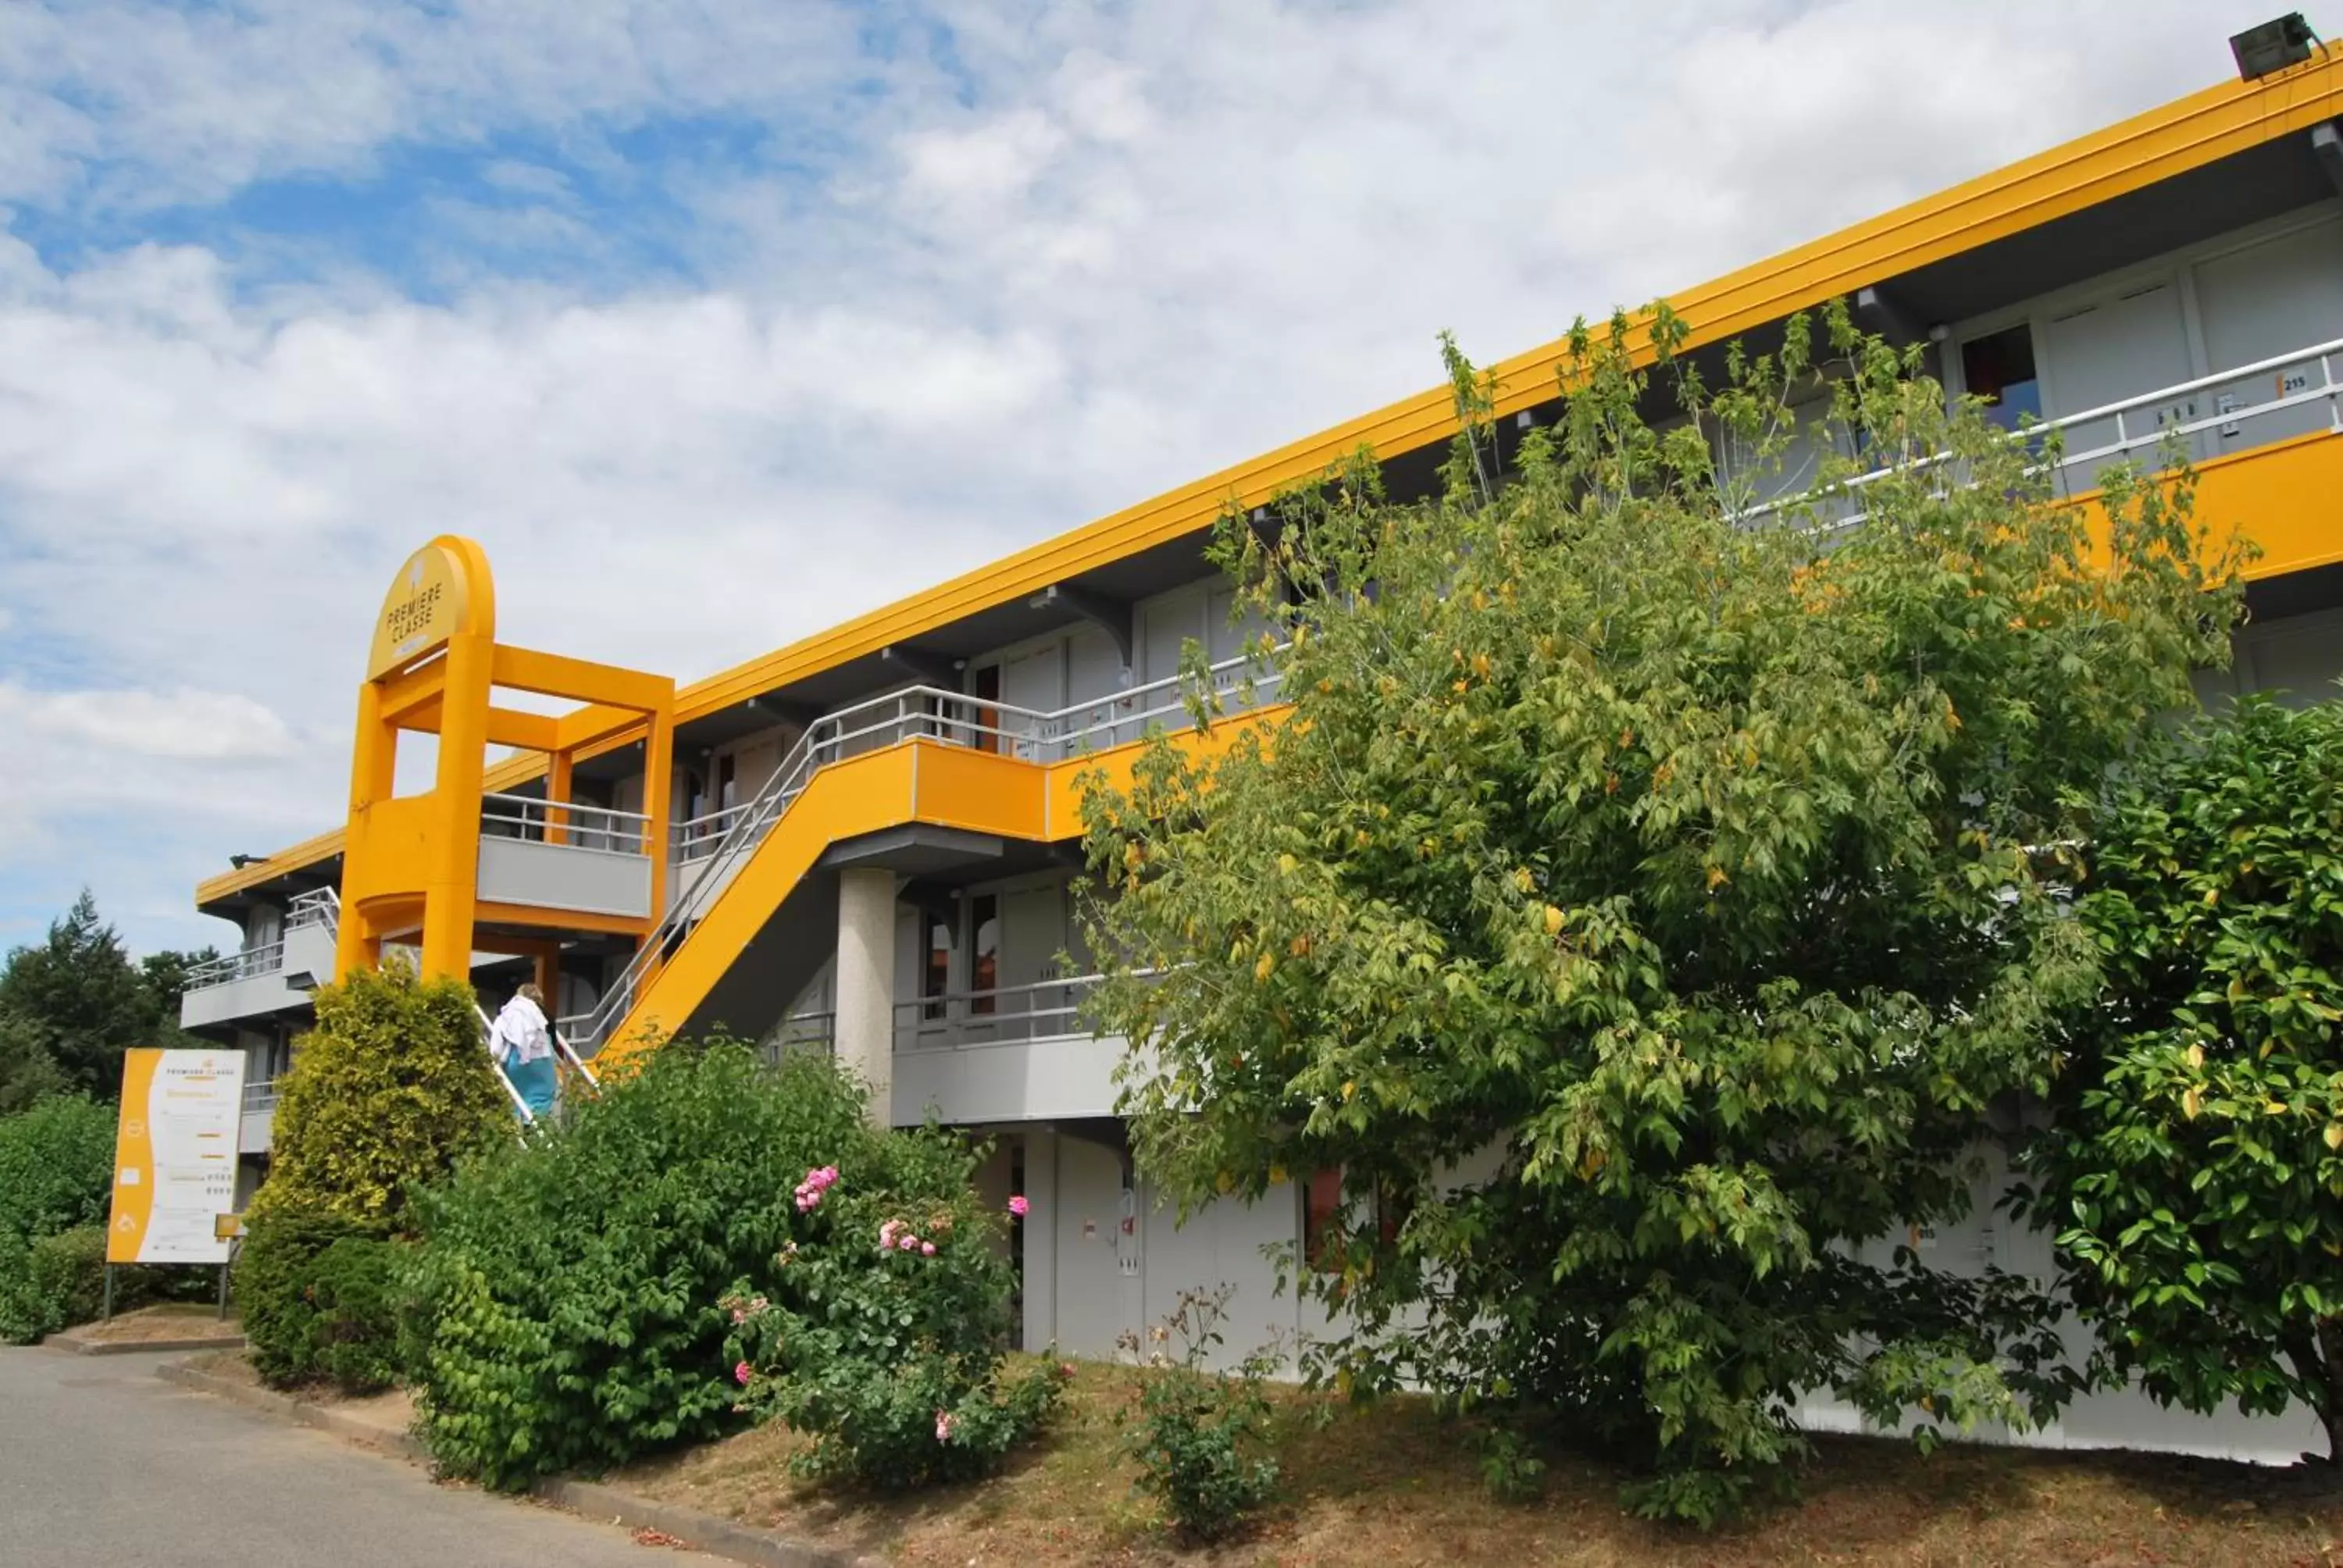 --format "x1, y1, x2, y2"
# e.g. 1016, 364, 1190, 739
48, 1331, 247, 1357
155, 1357, 879, 1568
536, 1477, 880, 1568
